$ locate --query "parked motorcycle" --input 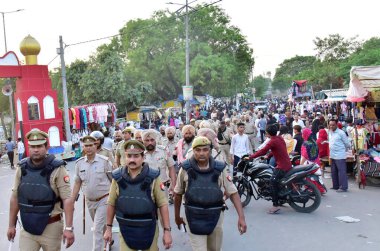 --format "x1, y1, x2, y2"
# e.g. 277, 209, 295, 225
234, 156, 321, 213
